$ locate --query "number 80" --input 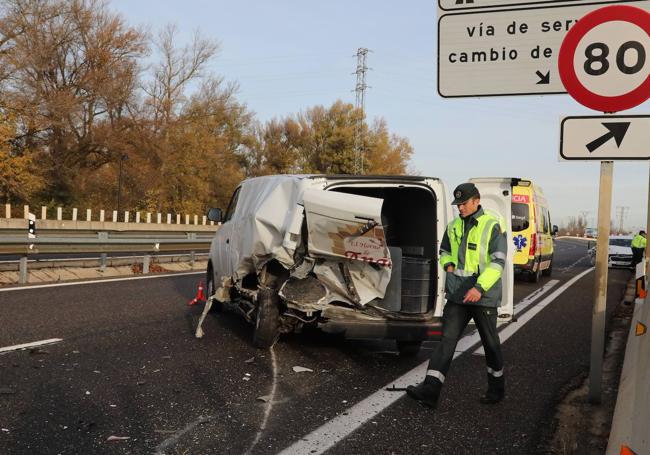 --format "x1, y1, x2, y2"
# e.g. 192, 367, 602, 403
584, 41, 646, 76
